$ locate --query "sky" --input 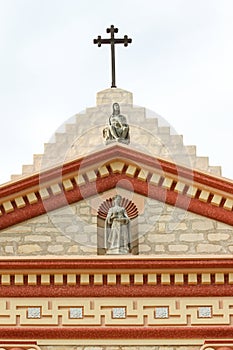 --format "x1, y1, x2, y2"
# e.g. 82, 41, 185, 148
0, 0, 233, 184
